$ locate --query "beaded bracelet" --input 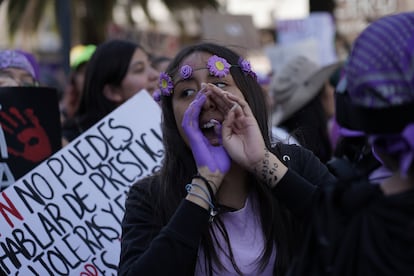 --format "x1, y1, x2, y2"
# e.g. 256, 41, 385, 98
185, 183, 212, 202
185, 183, 215, 210
192, 174, 218, 220
192, 174, 217, 200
